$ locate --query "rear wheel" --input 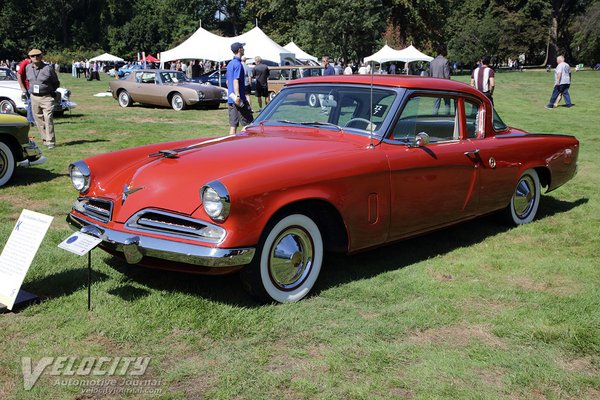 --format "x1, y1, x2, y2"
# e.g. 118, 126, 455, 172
118, 90, 132, 107
171, 93, 186, 111
241, 213, 323, 303
0, 99, 16, 114
504, 169, 541, 225
0, 141, 16, 187
307, 93, 319, 107
268, 91, 277, 102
